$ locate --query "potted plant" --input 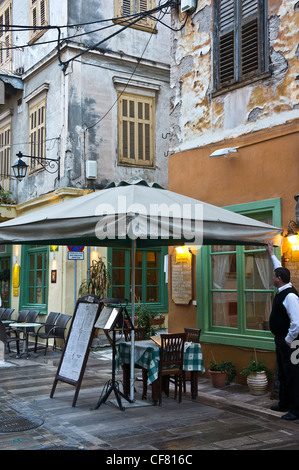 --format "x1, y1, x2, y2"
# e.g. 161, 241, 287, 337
78, 256, 111, 298
135, 303, 157, 339
209, 360, 236, 388
241, 357, 272, 396
79, 257, 111, 338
